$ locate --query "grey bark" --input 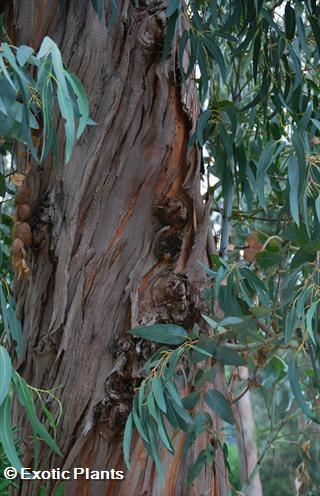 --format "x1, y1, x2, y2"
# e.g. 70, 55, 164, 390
234, 367, 263, 496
